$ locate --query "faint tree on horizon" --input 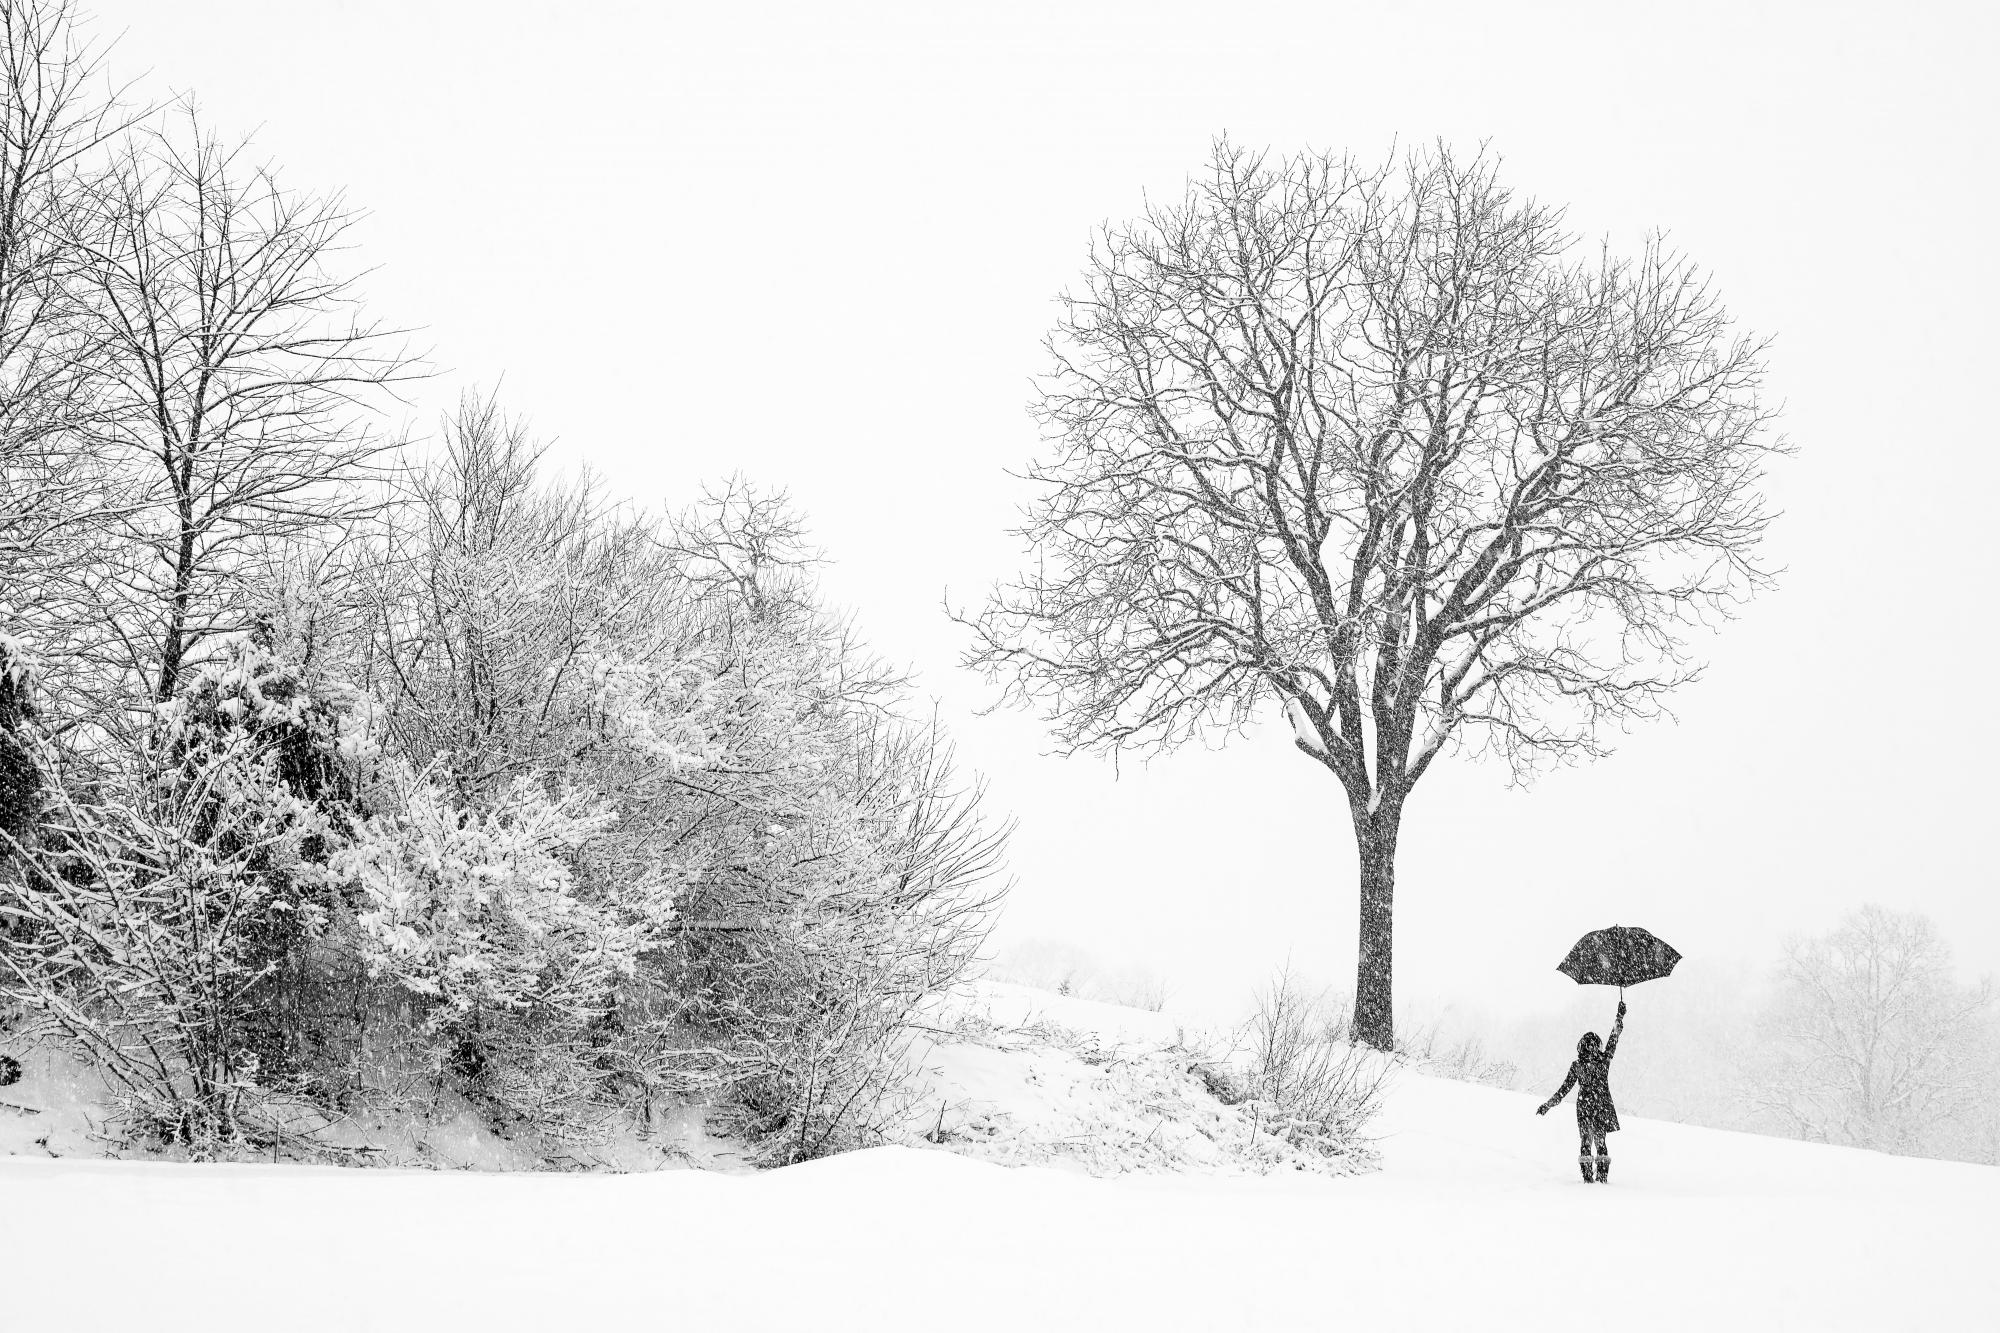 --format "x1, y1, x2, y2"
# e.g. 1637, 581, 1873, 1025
961, 140, 1785, 1049
1747, 905, 1997, 1160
